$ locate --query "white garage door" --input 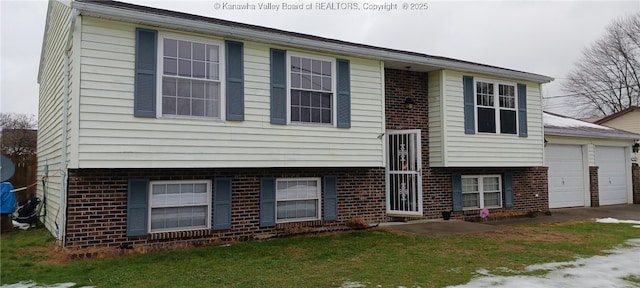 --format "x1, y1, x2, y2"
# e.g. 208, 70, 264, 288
546, 144, 586, 208
596, 146, 629, 206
